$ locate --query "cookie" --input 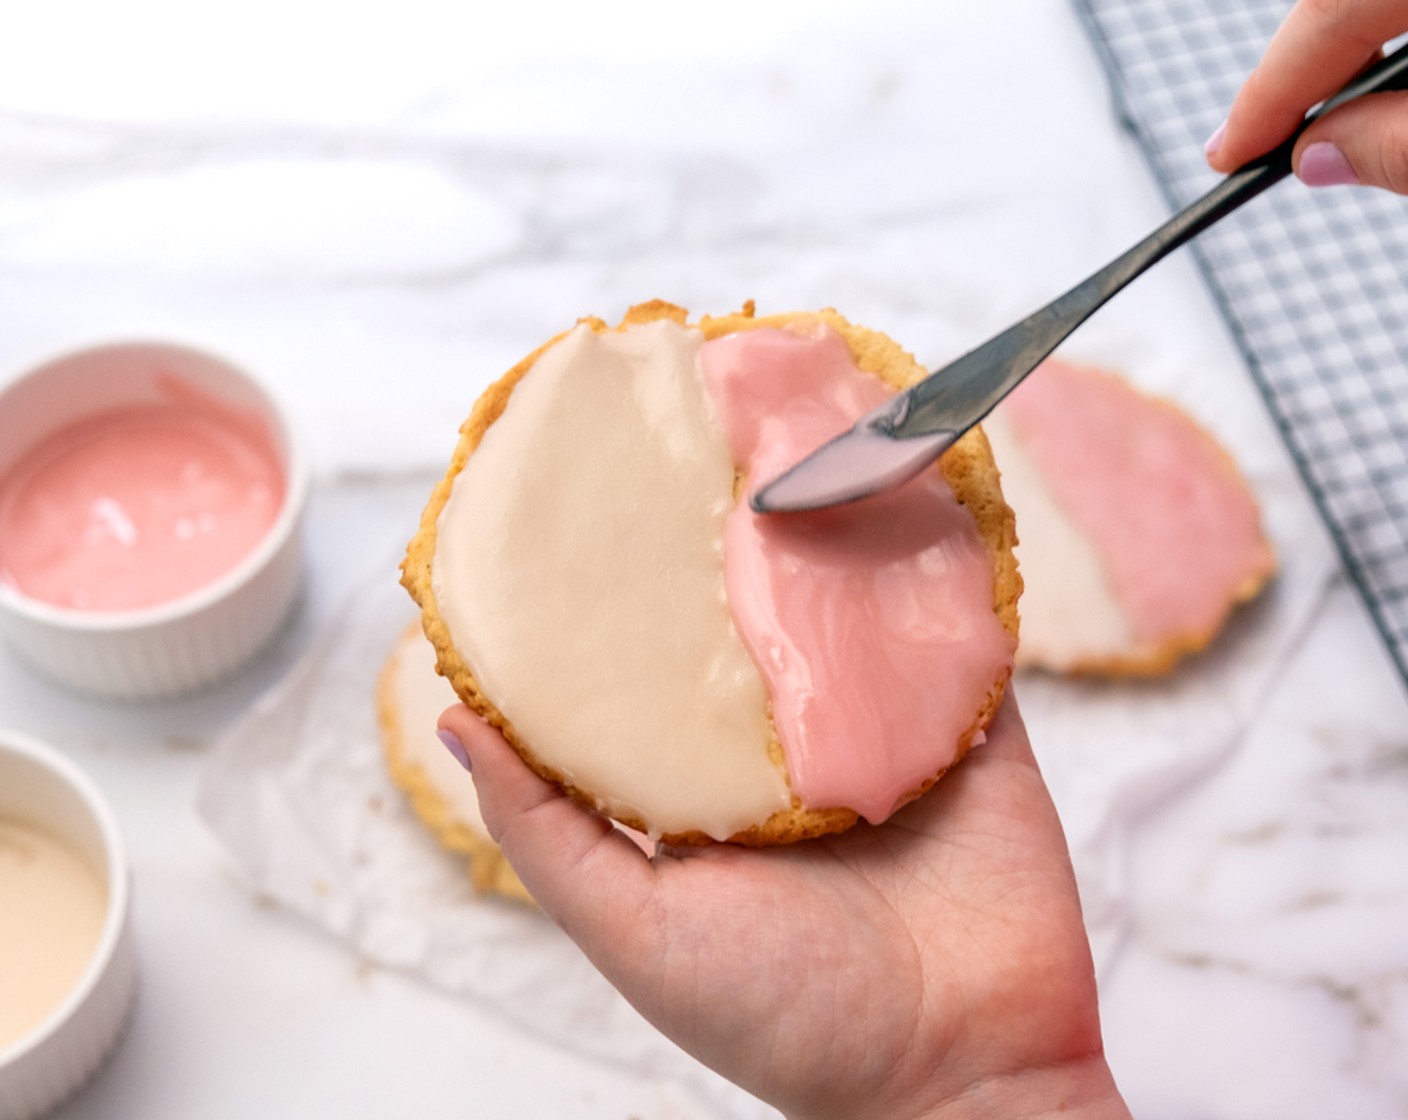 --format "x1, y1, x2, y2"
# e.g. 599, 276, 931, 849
402, 301, 1020, 845
984, 357, 1275, 675
378, 622, 534, 905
